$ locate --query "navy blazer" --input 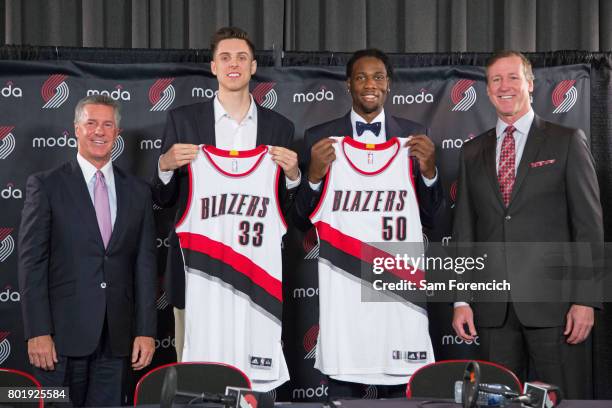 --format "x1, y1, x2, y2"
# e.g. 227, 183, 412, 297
18, 160, 157, 357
